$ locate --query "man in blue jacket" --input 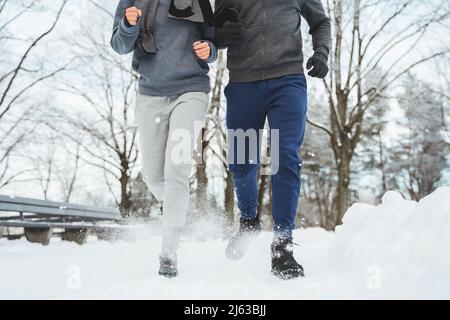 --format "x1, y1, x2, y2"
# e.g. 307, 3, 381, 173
214, 0, 331, 279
